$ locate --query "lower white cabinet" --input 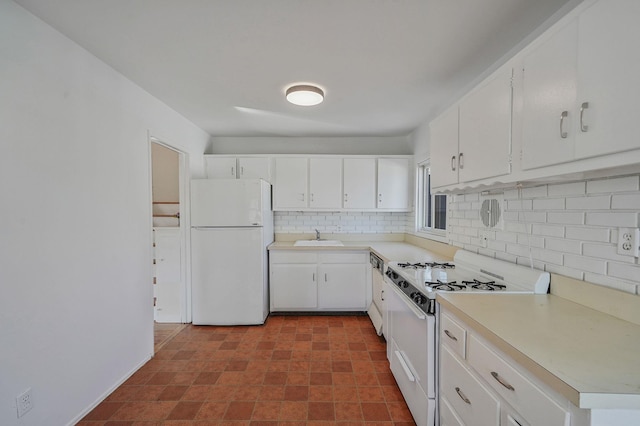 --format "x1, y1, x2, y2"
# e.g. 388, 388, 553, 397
269, 250, 370, 311
439, 307, 570, 426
